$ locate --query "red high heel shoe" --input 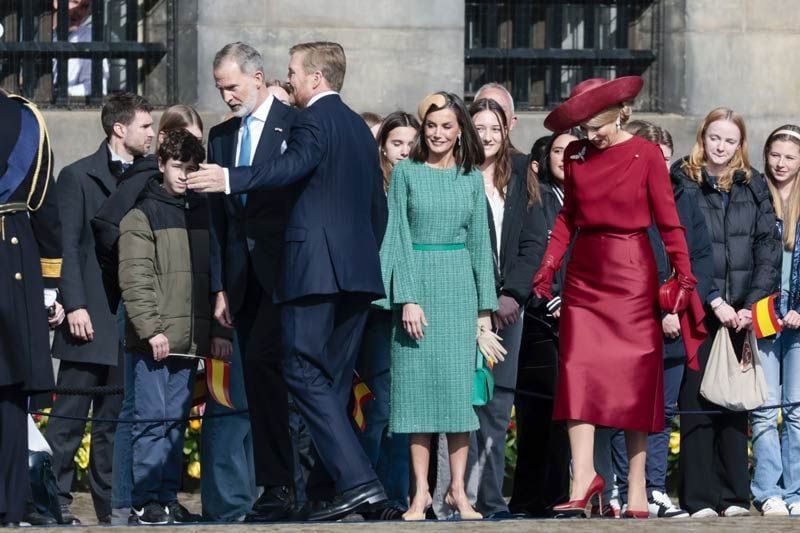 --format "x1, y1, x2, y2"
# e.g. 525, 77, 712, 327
553, 474, 605, 517
622, 510, 649, 519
